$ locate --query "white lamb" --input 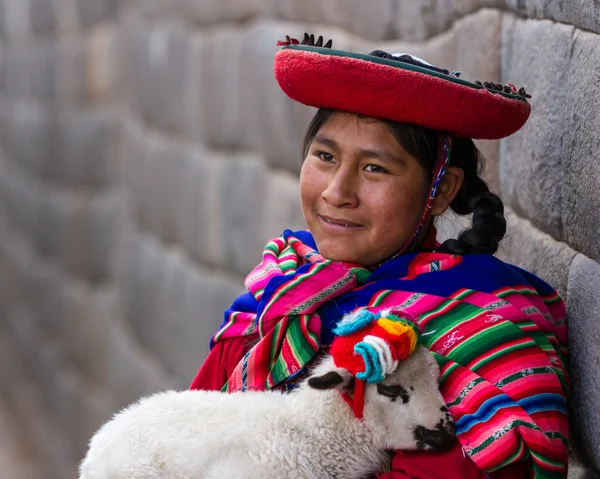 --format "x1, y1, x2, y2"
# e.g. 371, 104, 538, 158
80, 346, 454, 479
